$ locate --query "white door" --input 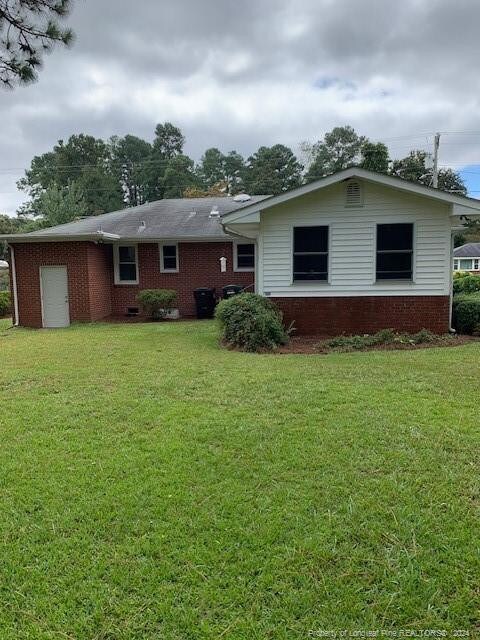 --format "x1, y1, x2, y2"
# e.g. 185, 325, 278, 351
40, 266, 70, 328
